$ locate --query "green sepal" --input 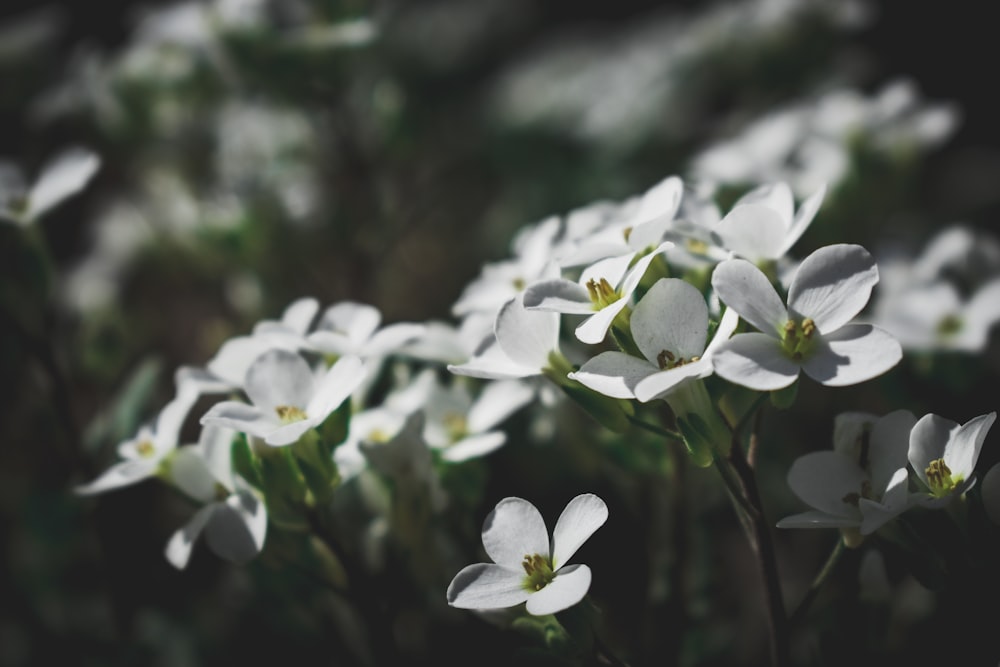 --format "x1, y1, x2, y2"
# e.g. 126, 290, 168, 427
317, 399, 351, 456
676, 414, 716, 468
558, 380, 634, 434
231, 433, 263, 489
770, 379, 798, 410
